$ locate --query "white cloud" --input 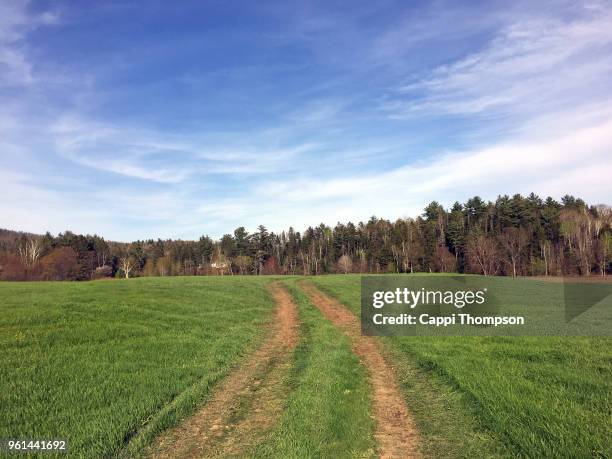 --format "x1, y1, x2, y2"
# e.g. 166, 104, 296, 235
386, 9, 612, 117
